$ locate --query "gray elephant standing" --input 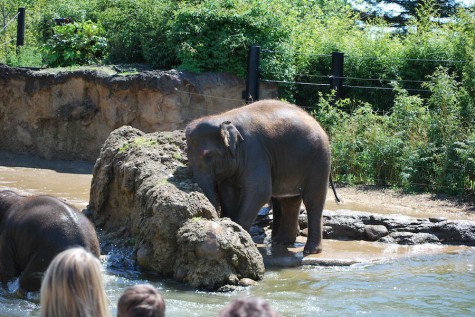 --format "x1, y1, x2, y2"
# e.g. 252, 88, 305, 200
0, 190, 100, 294
185, 99, 339, 254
